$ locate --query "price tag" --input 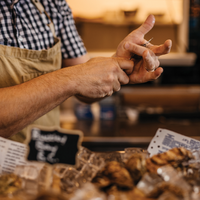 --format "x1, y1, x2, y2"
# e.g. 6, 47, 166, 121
0, 137, 27, 174
147, 128, 200, 157
25, 125, 83, 166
